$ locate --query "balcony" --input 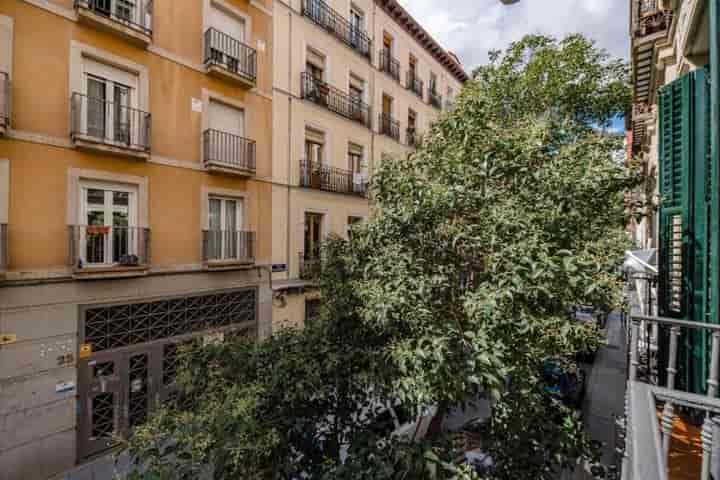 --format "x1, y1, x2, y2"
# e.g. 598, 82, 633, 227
379, 113, 400, 142
300, 73, 372, 129
406, 128, 417, 148
406, 71, 423, 98
299, 252, 321, 281
633, 0, 672, 38
623, 314, 720, 479
299, 159, 368, 197
301, 0, 372, 61
68, 225, 151, 278
0, 72, 8, 136
203, 129, 256, 177
429, 91, 442, 110
74, 0, 152, 47
379, 50, 400, 83
202, 230, 255, 269
204, 28, 257, 88
70, 92, 151, 160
